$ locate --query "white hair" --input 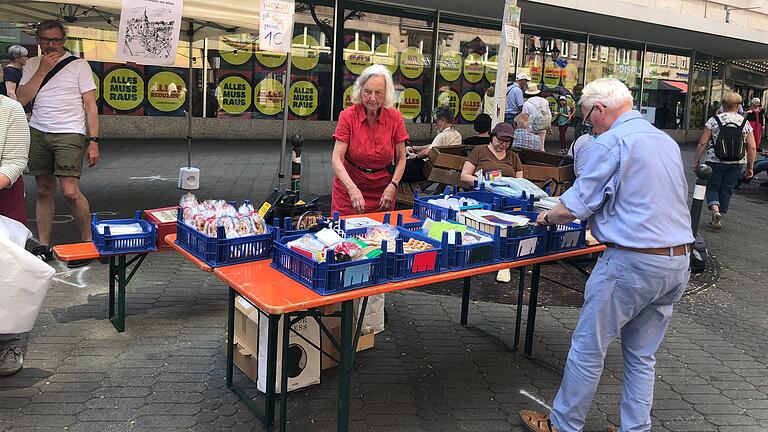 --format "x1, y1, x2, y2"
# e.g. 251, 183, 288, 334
7, 45, 28, 61
351, 64, 396, 108
579, 77, 633, 109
